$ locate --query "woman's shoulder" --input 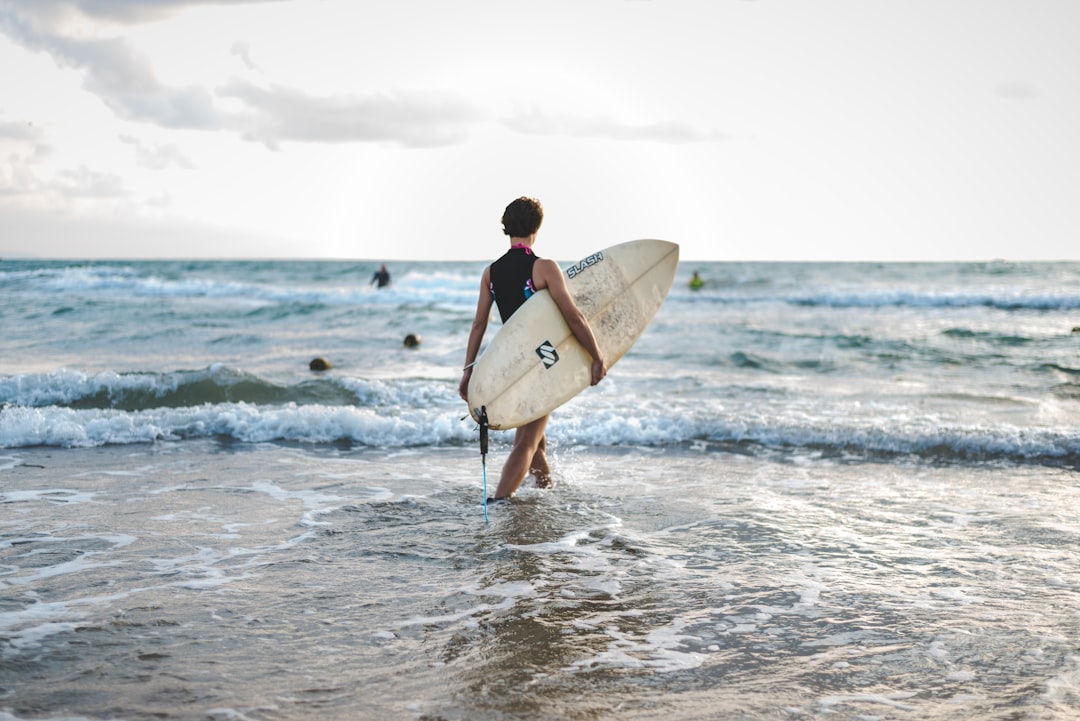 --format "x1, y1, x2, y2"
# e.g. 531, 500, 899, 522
532, 256, 560, 273
531, 257, 564, 289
